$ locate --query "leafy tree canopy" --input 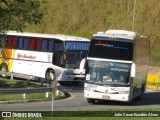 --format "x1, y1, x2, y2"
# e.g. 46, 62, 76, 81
0, 0, 43, 32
